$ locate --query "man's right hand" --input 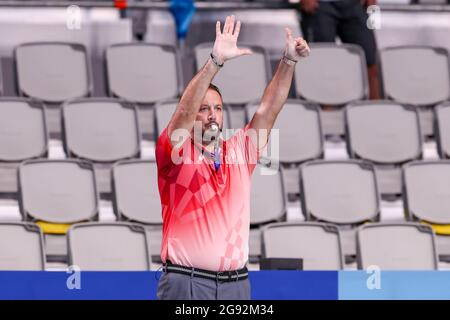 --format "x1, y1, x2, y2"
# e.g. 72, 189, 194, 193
212, 15, 253, 65
301, 0, 319, 13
